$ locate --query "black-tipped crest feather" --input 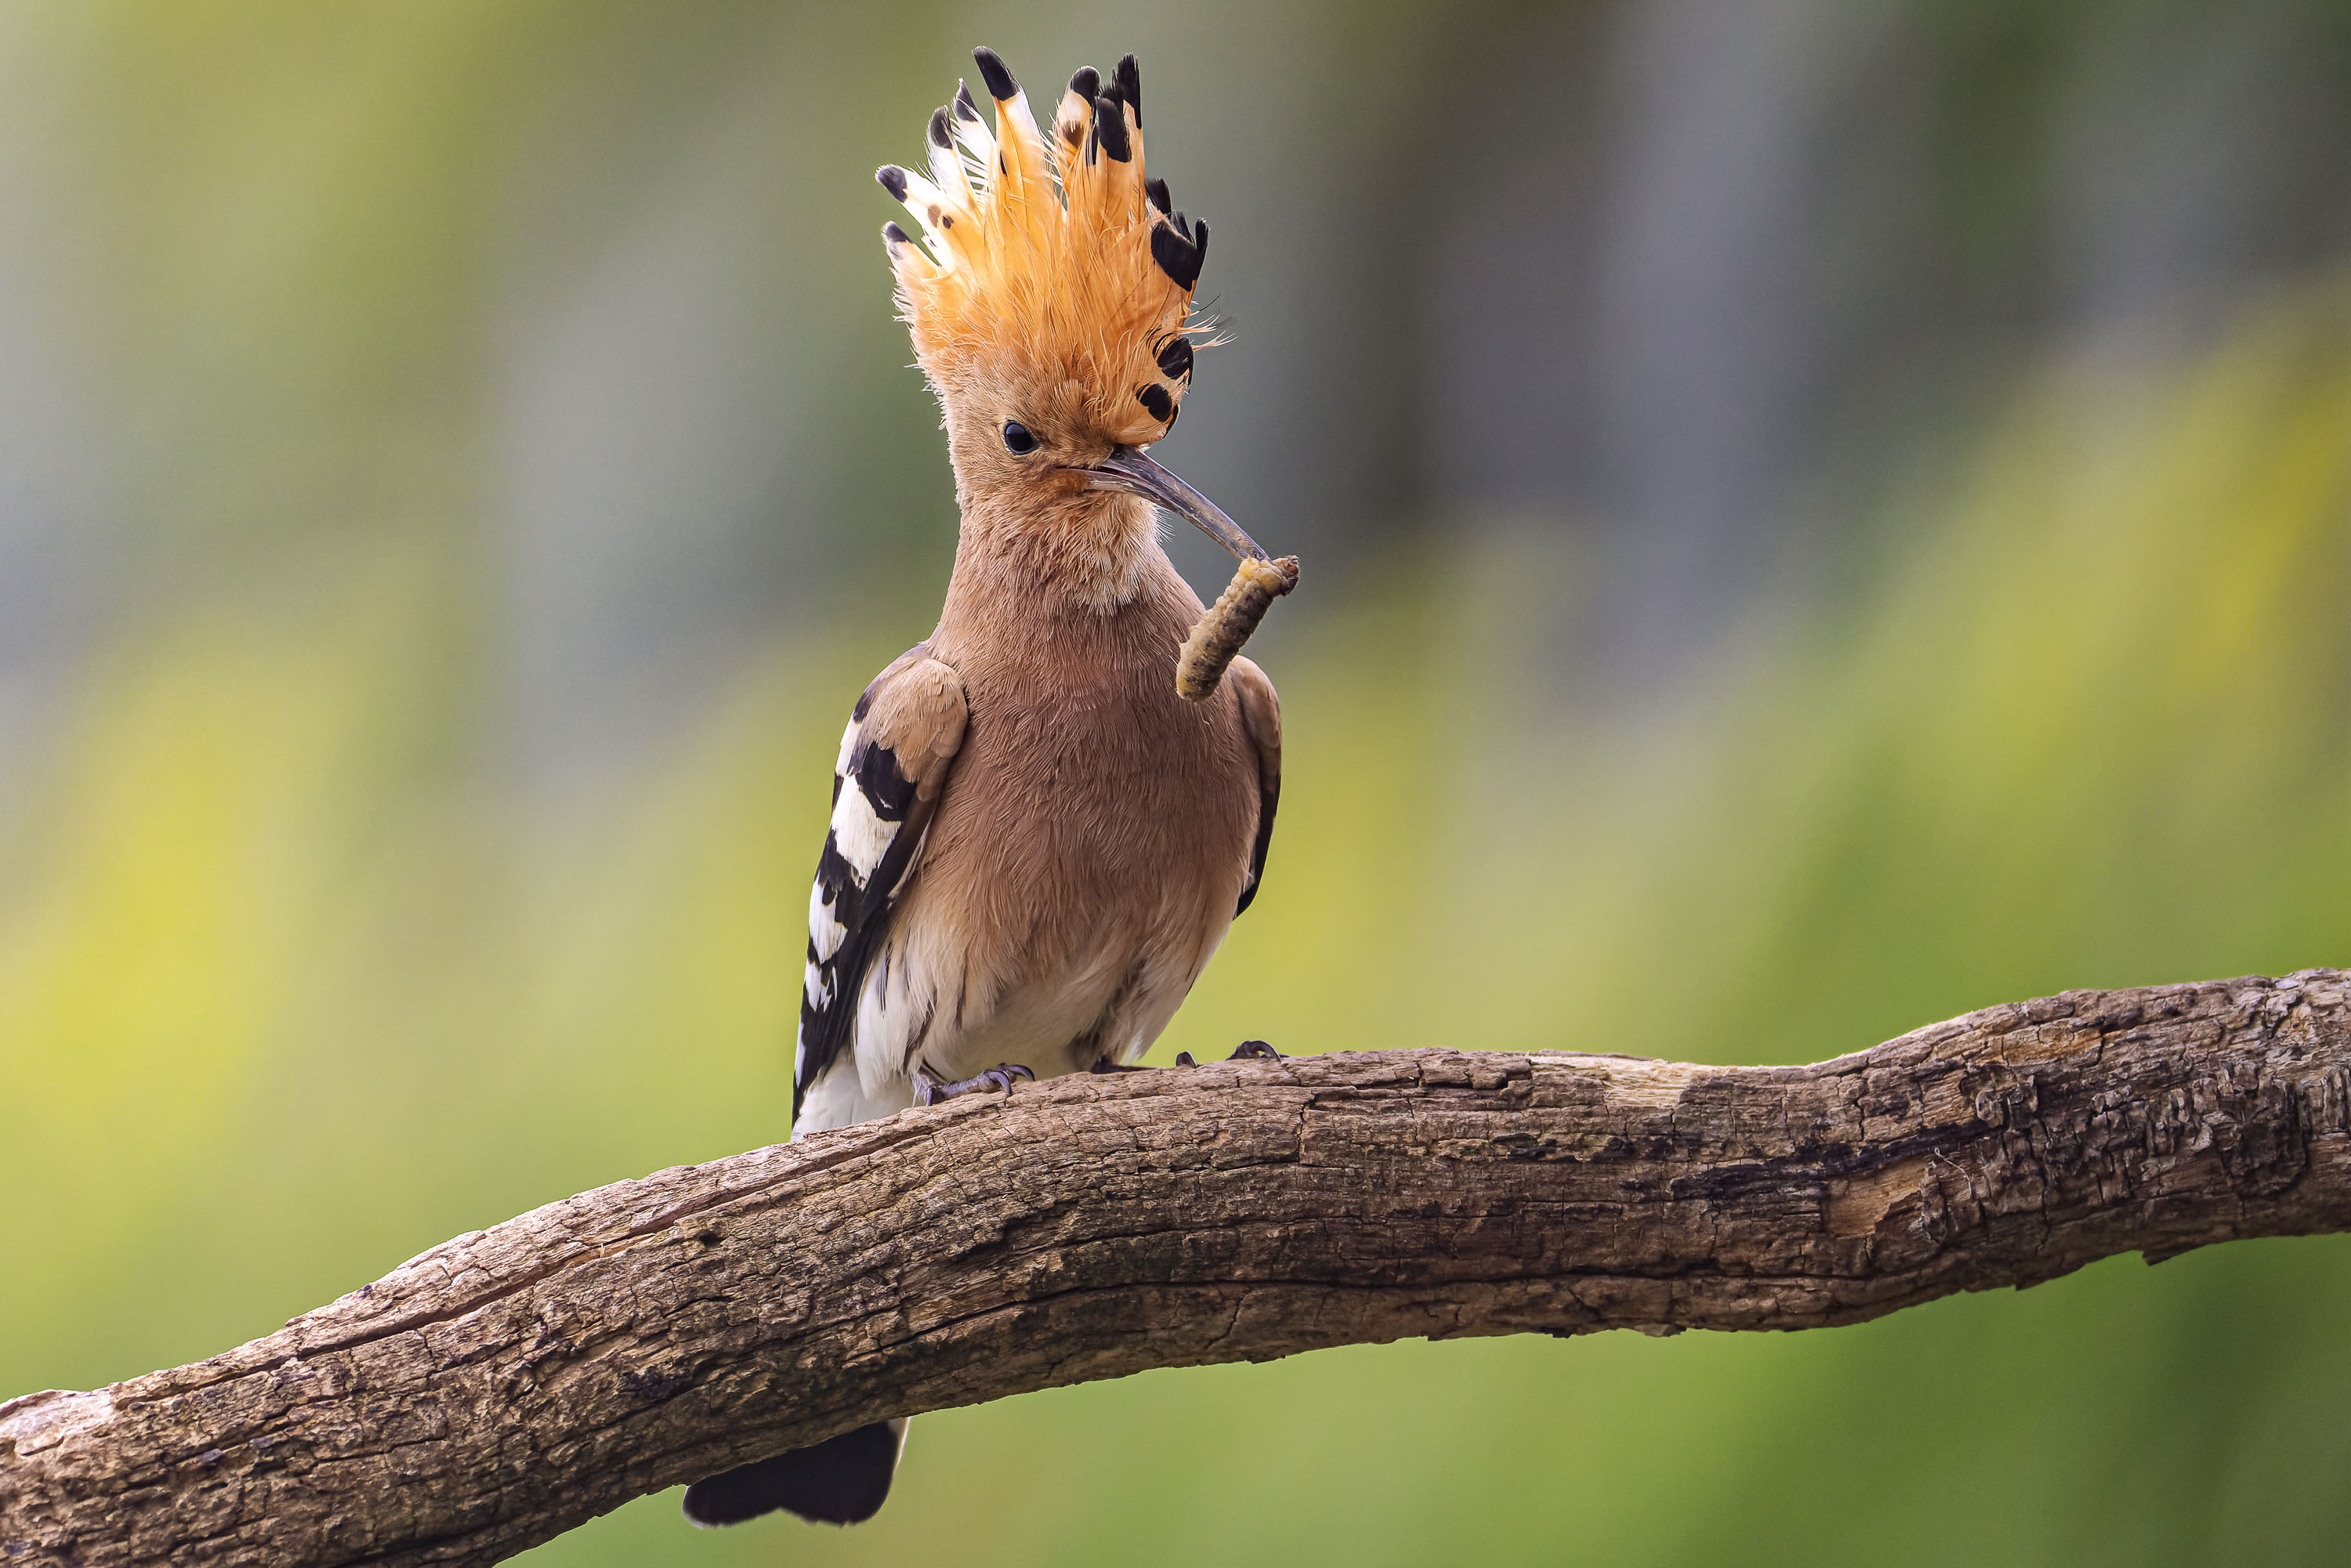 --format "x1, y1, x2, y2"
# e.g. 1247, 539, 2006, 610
1150, 222, 1202, 288
1094, 95, 1132, 161
973, 46, 1017, 101
1114, 54, 1142, 124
